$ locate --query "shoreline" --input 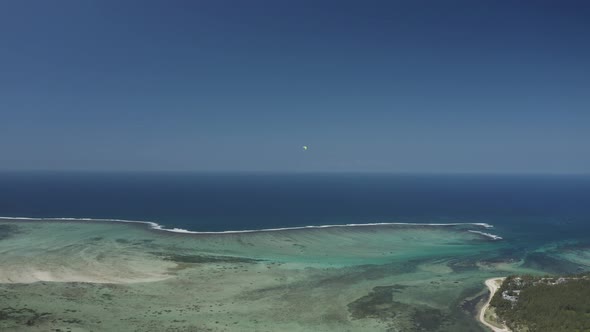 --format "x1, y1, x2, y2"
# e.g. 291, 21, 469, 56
479, 277, 510, 332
